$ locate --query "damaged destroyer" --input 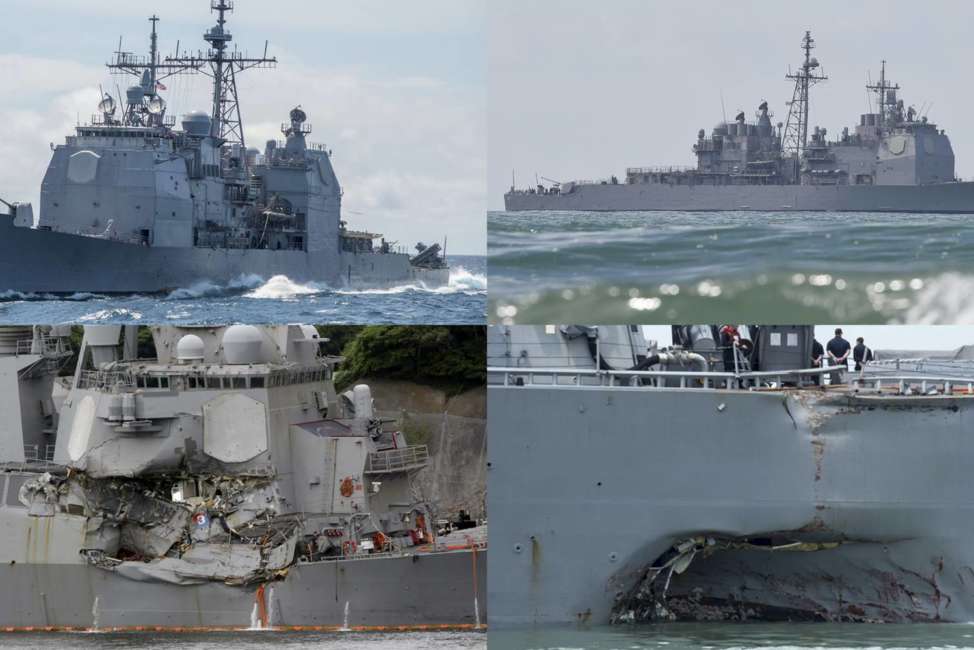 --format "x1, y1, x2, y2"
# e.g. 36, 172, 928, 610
505, 32, 974, 212
0, 325, 485, 630
0, 2, 448, 294
488, 324, 974, 624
